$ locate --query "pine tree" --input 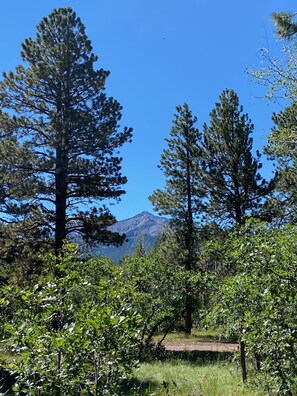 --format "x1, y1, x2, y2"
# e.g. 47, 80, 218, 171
202, 89, 269, 226
266, 102, 297, 221
149, 103, 205, 333
254, 12, 297, 222
272, 12, 297, 40
0, 8, 132, 258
